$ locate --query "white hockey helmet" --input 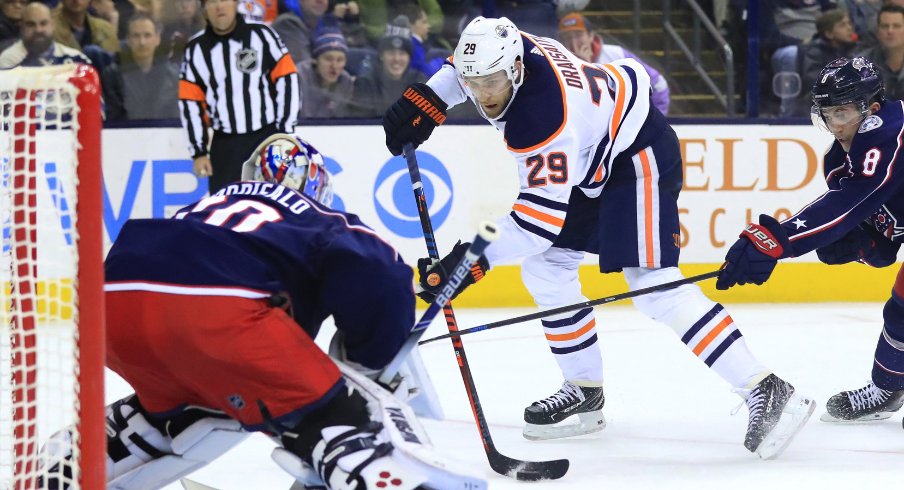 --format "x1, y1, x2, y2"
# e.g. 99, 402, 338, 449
241, 134, 334, 206
454, 17, 524, 118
